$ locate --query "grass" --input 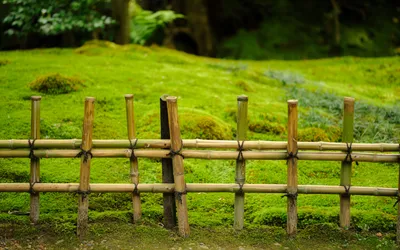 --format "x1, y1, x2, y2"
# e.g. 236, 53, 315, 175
0, 41, 399, 247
